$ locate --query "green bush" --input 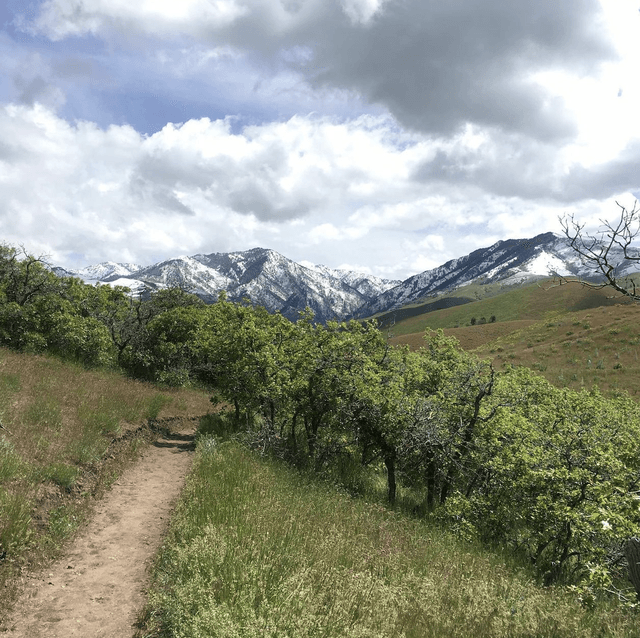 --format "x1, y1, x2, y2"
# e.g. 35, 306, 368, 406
434, 369, 640, 590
